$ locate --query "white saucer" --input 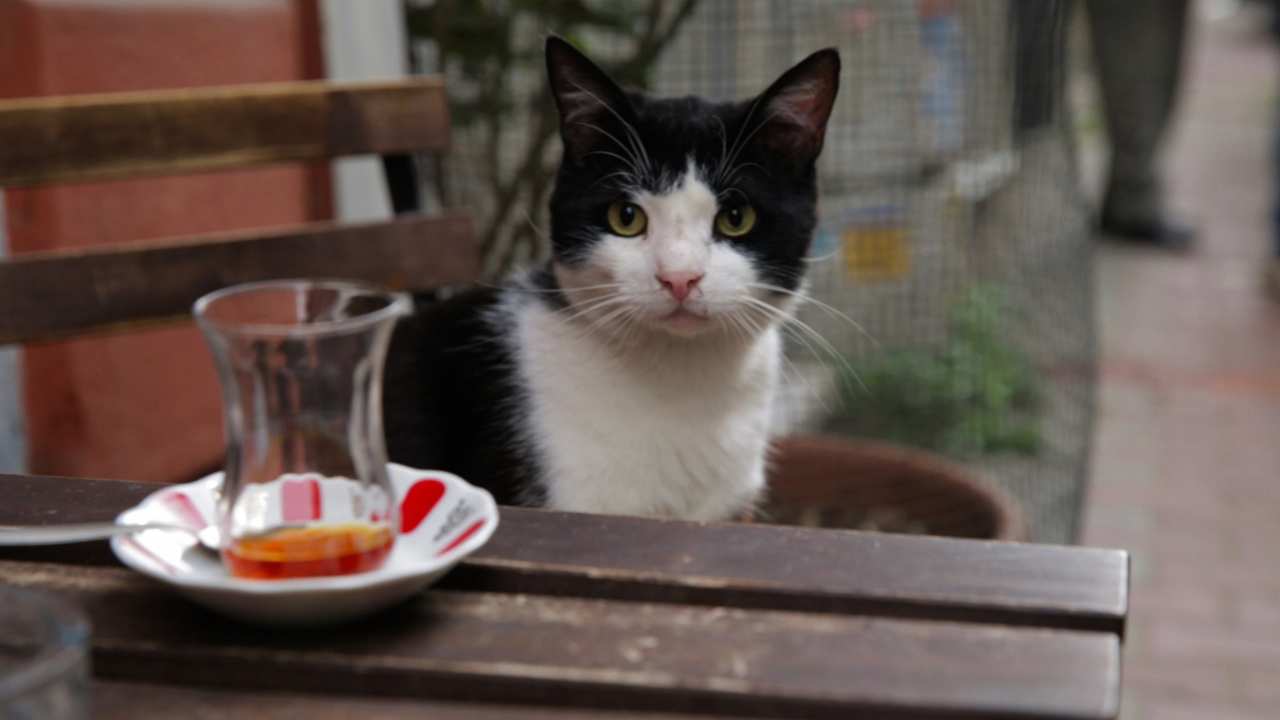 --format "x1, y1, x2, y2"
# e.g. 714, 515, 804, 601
111, 463, 498, 625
